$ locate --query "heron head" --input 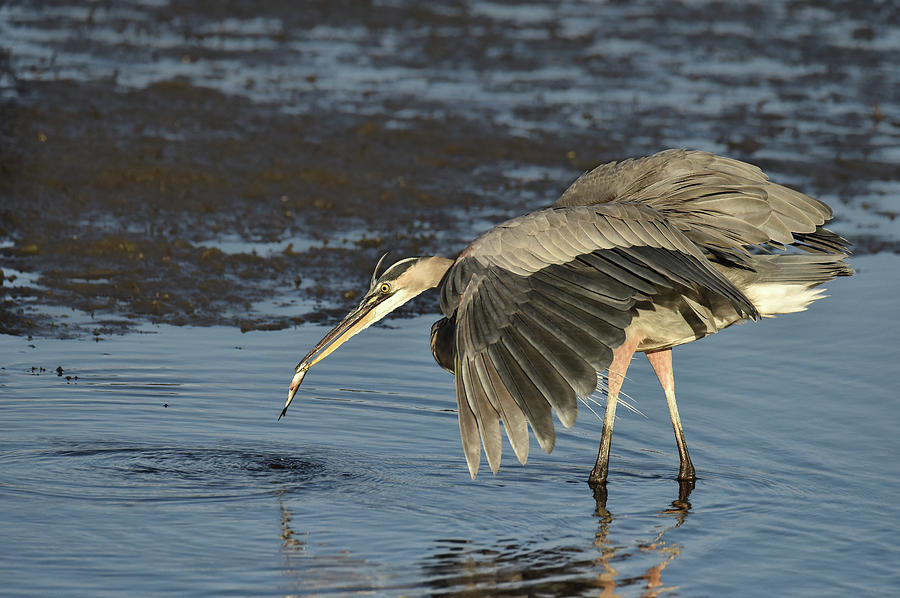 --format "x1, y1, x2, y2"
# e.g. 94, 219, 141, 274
280, 254, 453, 418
